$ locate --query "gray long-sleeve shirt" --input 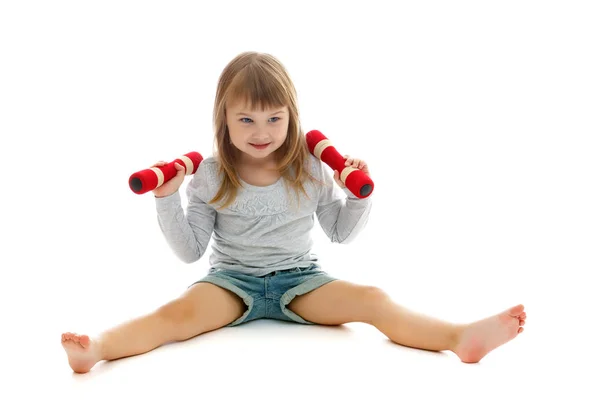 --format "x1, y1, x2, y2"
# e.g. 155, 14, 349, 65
155, 154, 372, 276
